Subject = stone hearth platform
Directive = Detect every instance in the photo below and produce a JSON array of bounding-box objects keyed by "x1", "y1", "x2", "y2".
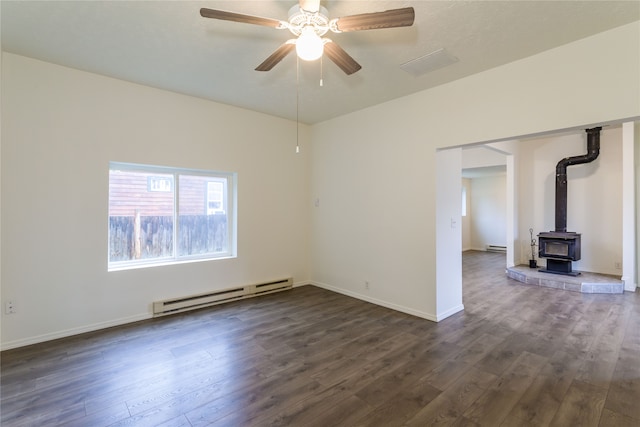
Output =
[{"x1": 506, "y1": 265, "x2": 624, "y2": 294}]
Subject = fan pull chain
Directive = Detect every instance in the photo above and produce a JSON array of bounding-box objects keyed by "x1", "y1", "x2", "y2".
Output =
[
  {"x1": 296, "y1": 56, "x2": 300, "y2": 154},
  {"x1": 320, "y1": 55, "x2": 324, "y2": 87}
]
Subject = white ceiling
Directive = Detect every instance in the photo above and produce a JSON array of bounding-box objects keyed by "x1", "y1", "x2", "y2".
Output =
[{"x1": 2, "y1": 1, "x2": 638, "y2": 124}]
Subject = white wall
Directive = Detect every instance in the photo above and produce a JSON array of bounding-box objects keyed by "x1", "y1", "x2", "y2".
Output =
[
  {"x1": 0, "y1": 5, "x2": 3, "y2": 348},
  {"x1": 622, "y1": 121, "x2": 637, "y2": 290},
  {"x1": 1, "y1": 53, "x2": 311, "y2": 349},
  {"x1": 435, "y1": 148, "x2": 463, "y2": 319},
  {"x1": 309, "y1": 108, "x2": 436, "y2": 318},
  {"x1": 636, "y1": 122, "x2": 640, "y2": 288},
  {"x1": 469, "y1": 175, "x2": 507, "y2": 251},
  {"x1": 310, "y1": 21, "x2": 640, "y2": 321},
  {"x1": 461, "y1": 146, "x2": 509, "y2": 254}
]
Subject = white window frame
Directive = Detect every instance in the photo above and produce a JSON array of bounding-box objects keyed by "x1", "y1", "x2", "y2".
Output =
[{"x1": 108, "y1": 162, "x2": 237, "y2": 271}]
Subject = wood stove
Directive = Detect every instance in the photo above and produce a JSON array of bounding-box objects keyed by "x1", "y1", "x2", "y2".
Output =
[
  {"x1": 538, "y1": 231, "x2": 581, "y2": 276},
  {"x1": 538, "y1": 127, "x2": 601, "y2": 277}
]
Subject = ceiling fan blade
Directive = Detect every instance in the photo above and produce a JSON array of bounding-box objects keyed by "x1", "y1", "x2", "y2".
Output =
[
  {"x1": 200, "y1": 8, "x2": 284, "y2": 28},
  {"x1": 255, "y1": 41, "x2": 296, "y2": 71},
  {"x1": 299, "y1": 0, "x2": 321, "y2": 13},
  {"x1": 323, "y1": 41, "x2": 362, "y2": 75},
  {"x1": 333, "y1": 7, "x2": 415, "y2": 32}
]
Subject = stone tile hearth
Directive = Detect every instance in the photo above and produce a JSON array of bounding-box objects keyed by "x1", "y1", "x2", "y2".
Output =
[{"x1": 506, "y1": 265, "x2": 624, "y2": 294}]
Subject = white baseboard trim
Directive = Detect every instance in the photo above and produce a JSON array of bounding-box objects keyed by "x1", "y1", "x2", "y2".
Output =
[
  {"x1": 310, "y1": 280, "x2": 440, "y2": 322},
  {"x1": 1, "y1": 282, "x2": 312, "y2": 351},
  {"x1": 435, "y1": 304, "x2": 465, "y2": 321},
  {"x1": 293, "y1": 280, "x2": 312, "y2": 288},
  {"x1": 0, "y1": 313, "x2": 152, "y2": 351},
  {"x1": 1, "y1": 281, "x2": 464, "y2": 350}
]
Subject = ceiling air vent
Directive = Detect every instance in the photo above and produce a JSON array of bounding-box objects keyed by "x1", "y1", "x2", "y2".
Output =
[{"x1": 400, "y1": 48, "x2": 458, "y2": 77}]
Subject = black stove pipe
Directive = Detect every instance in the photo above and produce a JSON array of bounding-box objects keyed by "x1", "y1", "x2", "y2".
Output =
[{"x1": 555, "y1": 127, "x2": 601, "y2": 232}]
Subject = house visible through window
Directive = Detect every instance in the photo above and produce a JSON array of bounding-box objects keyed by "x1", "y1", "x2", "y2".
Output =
[
  {"x1": 206, "y1": 180, "x2": 225, "y2": 215},
  {"x1": 108, "y1": 162, "x2": 236, "y2": 270}
]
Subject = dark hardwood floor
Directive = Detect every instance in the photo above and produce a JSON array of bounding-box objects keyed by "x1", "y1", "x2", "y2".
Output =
[{"x1": 2, "y1": 251, "x2": 639, "y2": 426}]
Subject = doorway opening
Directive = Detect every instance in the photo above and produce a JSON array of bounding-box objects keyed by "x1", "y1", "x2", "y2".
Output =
[{"x1": 436, "y1": 121, "x2": 637, "y2": 321}]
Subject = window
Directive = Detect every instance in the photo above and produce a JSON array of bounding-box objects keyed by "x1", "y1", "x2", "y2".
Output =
[
  {"x1": 461, "y1": 185, "x2": 467, "y2": 216},
  {"x1": 108, "y1": 162, "x2": 236, "y2": 270}
]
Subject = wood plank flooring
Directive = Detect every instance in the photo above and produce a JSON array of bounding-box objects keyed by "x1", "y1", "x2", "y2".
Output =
[{"x1": 2, "y1": 250, "x2": 639, "y2": 426}]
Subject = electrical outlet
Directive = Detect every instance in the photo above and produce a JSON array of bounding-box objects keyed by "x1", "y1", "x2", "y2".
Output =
[
  {"x1": 615, "y1": 262, "x2": 622, "y2": 270},
  {"x1": 364, "y1": 281, "x2": 370, "y2": 290},
  {"x1": 5, "y1": 300, "x2": 16, "y2": 314}
]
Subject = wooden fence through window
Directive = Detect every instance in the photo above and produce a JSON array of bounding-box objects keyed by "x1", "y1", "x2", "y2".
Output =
[{"x1": 109, "y1": 214, "x2": 227, "y2": 262}]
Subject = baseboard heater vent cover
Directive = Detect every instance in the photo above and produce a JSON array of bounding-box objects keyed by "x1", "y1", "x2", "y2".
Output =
[
  {"x1": 486, "y1": 245, "x2": 507, "y2": 253},
  {"x1": 153, "y1": 278, "x2": 292, "y2": 316}
]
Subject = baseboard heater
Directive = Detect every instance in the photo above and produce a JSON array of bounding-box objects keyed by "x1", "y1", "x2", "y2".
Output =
[
  {"x1": 153, "y1": 278, "x2": 293, "y2": 316},
  {"x1": 486, "y1": 244, "x2": 507, "y2": 253}
]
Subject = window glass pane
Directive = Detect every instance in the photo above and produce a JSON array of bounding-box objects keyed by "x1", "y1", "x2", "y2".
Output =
[
  {"x1": 108, "y1": 162, "x2": 235, "y2": 271},
  {"x1": 108, "y1": 169, "x2": 175, "y2": 263},
  {"x1": 177, "y1": 175, "x2": 229, "y2": 257},
  {"x1": 461, "y1": 186, "x2": 467, "y2": 216}
]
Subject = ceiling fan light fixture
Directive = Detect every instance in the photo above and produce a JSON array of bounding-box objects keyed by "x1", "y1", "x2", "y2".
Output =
[
  {"x1": 296, "y1": 26, "x2": 324, "y2": 61},
  {"x1": 200, "y1": 4, "x2": 415, "y2": 73}
]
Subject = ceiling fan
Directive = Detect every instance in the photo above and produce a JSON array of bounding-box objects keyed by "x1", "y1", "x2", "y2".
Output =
[{"x1": 200, "y1": 0, "x2": 415, "y2": 75}]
